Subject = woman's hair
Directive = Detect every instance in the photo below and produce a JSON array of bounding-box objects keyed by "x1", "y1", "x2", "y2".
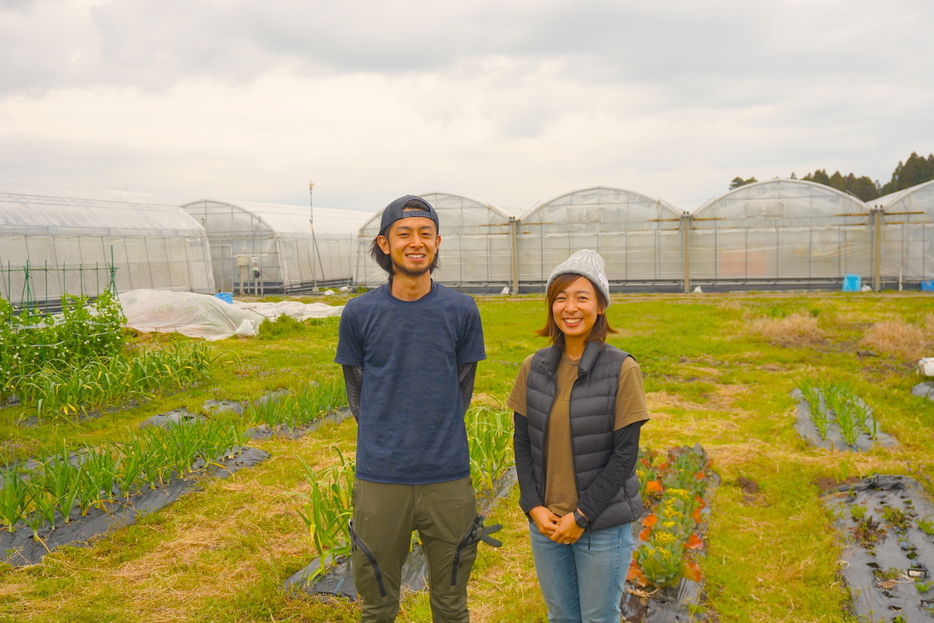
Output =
[{"x1": 536, "y1": 273, "x2": 616, "y2": 347}]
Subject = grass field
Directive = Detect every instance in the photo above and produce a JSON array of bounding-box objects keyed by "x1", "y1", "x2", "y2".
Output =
[{"x1": 1, "y1": 291, "x2": 933, "y2": 622}]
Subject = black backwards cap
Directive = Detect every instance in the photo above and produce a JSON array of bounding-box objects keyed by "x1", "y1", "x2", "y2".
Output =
[{"x1": 378, "y1": 195, "x2": 440, "y2": 237}]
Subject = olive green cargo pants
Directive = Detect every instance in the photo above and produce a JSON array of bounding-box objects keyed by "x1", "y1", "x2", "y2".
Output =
[{"x1": 351, "y1": 477, "x2": 478, "y2": 623}]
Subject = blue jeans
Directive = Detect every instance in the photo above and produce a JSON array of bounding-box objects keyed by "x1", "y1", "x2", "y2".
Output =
[{"x1": 529, "y1": 522, "x2": 635, "y2": 623}]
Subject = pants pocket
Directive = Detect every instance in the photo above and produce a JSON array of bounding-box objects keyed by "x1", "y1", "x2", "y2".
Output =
[{"x1": 349, "y1": 520, "x2": 388, "y2": 598}]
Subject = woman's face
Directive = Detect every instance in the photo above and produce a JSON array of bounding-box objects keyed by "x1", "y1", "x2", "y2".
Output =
[{"x1": 551, "y1": 276, "x2": 604, "y2": 340}]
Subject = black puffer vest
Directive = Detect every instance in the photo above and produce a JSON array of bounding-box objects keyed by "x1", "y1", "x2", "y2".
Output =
[{"x1": 525, "y1": 341, "x2": 643, "y2": 532}]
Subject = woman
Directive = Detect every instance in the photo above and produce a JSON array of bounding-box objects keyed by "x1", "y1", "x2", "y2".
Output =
[{"x1": 508, "y1": 249, "x2": 649, "y2": 623}]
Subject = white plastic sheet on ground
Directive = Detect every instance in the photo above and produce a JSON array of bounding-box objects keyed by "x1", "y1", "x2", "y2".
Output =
[
  {"x1": 119, "y1": 290, "x2": 343, "y2": 341},
  {"x1": 233, "y1": 300, "x2": 344, "y2": 322}
]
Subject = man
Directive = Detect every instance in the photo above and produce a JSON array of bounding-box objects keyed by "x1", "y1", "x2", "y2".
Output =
[{"x1": 335, "y1": 195, "x2": 487, "y2": 623}]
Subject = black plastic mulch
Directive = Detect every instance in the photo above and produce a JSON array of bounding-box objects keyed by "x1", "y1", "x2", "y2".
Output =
[
  {"x1": 139, "y1": 408, "x2": 205, "y2": 428},
  {"x1": 823, "y1": 475, "x2": 934, "y2": 622},
  {"x1": 791, "y1": 389, "x2": 898, "y2": 452},
  {"x1": 0, "y1": 447, "x2": 270, "y2": 567},
  {"x1": 283, "y1": 466, "x2": 518, "y2": 601},
  {"x1": 621, "y1": 446, "x2": 720, "y2": 623},
  {"x1": 246, "y1": 409, "x2": 353, "y2": 441},
  {"x1": 912, "y1": 383, "x2": 934, "y2": 403},
  {"x1": 622, "y1": 576, "x2": 707, "y2": 623}
]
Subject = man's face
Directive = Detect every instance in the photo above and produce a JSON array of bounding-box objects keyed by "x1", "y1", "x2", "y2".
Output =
[{"x1": 377, "y1": 215, "x2": 441, "y2": 277}]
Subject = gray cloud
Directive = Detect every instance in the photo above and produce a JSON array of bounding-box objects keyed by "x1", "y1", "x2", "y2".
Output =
[
  {"x1": 1, "y1": 0, "x2": 933, "y2": 211},
  {"x1": 3, "y1": 0, "x2": 932, "y2": 98}
]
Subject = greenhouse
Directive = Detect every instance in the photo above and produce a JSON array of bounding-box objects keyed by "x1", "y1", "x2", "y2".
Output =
[
  {"x1": 181, "y1": 199, "x2": 370, "y2": 294},
  {"x1": 869, "y1": 179, "x2": 934, "y2": 287},
  {"x1": 354, "y1": 192, "x2": 519, "y2": 291},
  {"x1": 687, "y1": 180, "x2": 873, "y2": 290},
  {"x1": 0, "y1": 181, "x2": 214, "y2": 307},
  {"x1": 517, "y1": 187, "x2": 686, "y2": 291}
]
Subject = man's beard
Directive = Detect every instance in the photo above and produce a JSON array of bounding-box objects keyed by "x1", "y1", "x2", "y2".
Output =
[{"x1": 391, "y1": 257, "x2": 433, "y2": 278}]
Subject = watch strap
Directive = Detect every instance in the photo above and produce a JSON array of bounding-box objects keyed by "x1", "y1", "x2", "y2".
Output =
[{"x1": 573, "y1": 509, "x2": 590, "y2": 529}]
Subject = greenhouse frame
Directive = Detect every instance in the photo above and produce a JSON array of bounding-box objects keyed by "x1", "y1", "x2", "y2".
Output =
[
  {"x1": 869, "y1": 179, "x2": 934, "y2": 288},
  {"x1": 0, "y1": 181, "x2": 214, "y2": 307},
  {"x1": 181, "y1": 199, "x2": 370, "y2": 294},
  {"x1": 516, "y1": 187, "x2": 686, "y2": 292},
  {"x1": 354, "y1": 192, "x2": 520, "y2": 291},
  {"x1": 685, "y1": 180, "x2": 876, "y2": 290}
]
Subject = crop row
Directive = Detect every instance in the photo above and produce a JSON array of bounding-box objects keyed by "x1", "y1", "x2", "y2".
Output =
[
  {"x1": 293, "y1": 406, "x2": 515, "y2": 576},
  {"x1": 796, "y1": 377, "x2": 879, "y2": 445},
  {"x1": 630, "y1": 445, "x2": 713, "y2": 590},
  {"x1": 0, "y1": 418, "x2": 245, "y2": 538},
  {"x1": 244, "y1": 376, "x2": 346, "y2": 430},
  {"x1": 9, "y1": 342, "x2": 221, "y2": 420}
]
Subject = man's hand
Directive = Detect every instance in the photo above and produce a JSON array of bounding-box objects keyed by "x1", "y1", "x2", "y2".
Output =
[
  {"x1": 550, "y1": 512, "x2": 584, "y2": 545},
  {"x1": 529, "y1": 506, "x2": 560, "y2": 536}
]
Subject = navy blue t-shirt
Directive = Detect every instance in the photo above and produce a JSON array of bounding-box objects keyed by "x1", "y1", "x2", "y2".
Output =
[{"x1": 334, "y1": 283, "x2": 486, "y2": 485}]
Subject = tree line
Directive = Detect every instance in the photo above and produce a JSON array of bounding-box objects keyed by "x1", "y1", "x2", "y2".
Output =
[{"x1": 729, "y1": 152, "x2": 934, "y2": 202}]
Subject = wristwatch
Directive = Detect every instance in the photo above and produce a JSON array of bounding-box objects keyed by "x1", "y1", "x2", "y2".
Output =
[{"x1": 573, "y1": 509, "x2": 591, "y2": 529}]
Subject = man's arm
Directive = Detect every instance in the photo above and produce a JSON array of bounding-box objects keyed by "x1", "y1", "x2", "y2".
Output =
[
  {"x1": 342, "y1": 364, "x2": 363, "y2": 421},
  {"x1": 457, "y1": 361, "x2": 477, "y2": 412}
]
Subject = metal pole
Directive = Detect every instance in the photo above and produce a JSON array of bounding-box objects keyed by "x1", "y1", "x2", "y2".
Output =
[
  {"x1": 23, "y1": 259, "x2": 32, "y2": 310},
  {"x1": 509, "y1": 217, "x2": 519, "y2": 294},
  {"x1": 872, "y1": 207, "x2": 883, "y2": 291},
  {"x1": 110, "y1": 246, "x2": 118, "y2": 292},
  {"x1": 309, "y1": 181, "x2": 319, "y2": 292},
  {"x1": 681, "y1": 212, "x2": 692, "y2": 293}
]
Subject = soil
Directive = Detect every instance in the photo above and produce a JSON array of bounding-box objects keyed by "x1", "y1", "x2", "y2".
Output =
[
  {"x1": 737, "y1": 476, "x2": 763, "y2": 505},
  {"x1": 813, "y1": 476, "x2": 863, "y2": 493}
]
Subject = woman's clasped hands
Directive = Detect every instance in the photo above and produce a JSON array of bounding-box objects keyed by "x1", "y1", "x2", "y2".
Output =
[{"x1": 529, "y1": 506, "x2": 584, "y2": 545}]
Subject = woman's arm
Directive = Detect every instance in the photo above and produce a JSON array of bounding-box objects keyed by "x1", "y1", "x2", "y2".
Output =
[
  {"x1": 514, "y1": 411, "x2": 561, "y2": 536},
  {"x1": 575, "y1": 420, "x2": 644, "y2": 522},
  {"x1": 513, "y1": 411, "x2": 545, "y2": 513}
]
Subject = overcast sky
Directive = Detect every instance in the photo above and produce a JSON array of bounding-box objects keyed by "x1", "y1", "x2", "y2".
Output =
[{"x1": 1, "y1": 0, "x2": 932, "y2": 212}]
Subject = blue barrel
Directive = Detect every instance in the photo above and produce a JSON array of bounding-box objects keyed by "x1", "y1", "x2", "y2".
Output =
[{"x1": 842, "y1": 275, "x2": 861, "y2": 292}]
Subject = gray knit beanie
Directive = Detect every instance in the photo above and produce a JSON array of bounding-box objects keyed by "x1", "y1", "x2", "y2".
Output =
[{"x1": 546, "y1": 249, "x2": 611, "y2": 307}]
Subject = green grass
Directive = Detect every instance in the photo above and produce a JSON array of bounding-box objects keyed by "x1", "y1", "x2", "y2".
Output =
[{"x1": 1, "y1": 291, "x2": 933, "y2": 622}]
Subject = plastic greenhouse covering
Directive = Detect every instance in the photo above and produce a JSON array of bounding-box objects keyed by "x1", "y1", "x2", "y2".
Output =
[
  {"x1": 870, "y1": 179, "x2": 934, "y2": 283},
  {"x1": 687, "y1": 180, "x2": 875, "y2": 288},
  {"x1": 517, "y1": 187, "x2": 685, "y2": 290},
  {"x1": 180, "y1": 200, "x2": 370, "y2": 294},
  {"x1": 0, "y1": 181, "x2": 214, "y2": 306},
  {"x1": 354, "y1": 192, "x2": 519, "y2": 290}
]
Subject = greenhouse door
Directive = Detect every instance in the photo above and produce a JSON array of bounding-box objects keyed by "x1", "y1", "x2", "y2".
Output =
[{"x1": 213, "y1": 243, "x2": 233, "y2": 292}]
